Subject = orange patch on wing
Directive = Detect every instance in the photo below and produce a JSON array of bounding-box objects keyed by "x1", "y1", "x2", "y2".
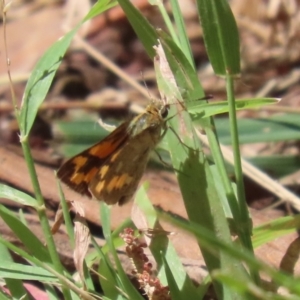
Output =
[
  {"x1": 84, "y1": 167, "x2": 98, "y2": 182},
  {"x1": 72, "y1": 156, "x2": 88, "y2": 170},
  {"x1": 88, "y1": 140, "x2": 120, "y2": 158},
  {"x1": 70, "y1": 172, "x2": 85, "y2": 184},
  {"x1": 99, "y1": 165, "x2": 109, "y2": 178},
  {"x1": 106, "y1": 176, "x2": 119, "y2": 193},
  {"x1": 110, "y1": 150, "x2": 122, "y2": 162},
  {"x1": 95, "y1": 180, "x2": 105, "y2": 194},
  {"x1": 116, "y1": 174, "x2": 133, "y2": 189}
]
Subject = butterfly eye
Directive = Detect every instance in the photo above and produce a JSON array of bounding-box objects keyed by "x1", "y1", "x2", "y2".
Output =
[{"x1": 160, "y1": 105, "x2": 169, "y2": 118}]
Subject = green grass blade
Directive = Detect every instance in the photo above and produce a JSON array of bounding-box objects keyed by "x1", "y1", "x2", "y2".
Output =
[
  {"x1": 154, "y1": 43, "x2": 250, "y2": 300},
  {"x1": 249, "y1": 155, "x2": 300, "y2": 177},
  {"x1": 0, "y1": 263, "x2": 57, "y2": 281},
  {"x1": 91, "y1": 235, "x2": 123, "y2": 299},
  {"x1": 196, "y1": 0, "x2": 240, "y2": 75},
  {"x1": 118, "y1": 0, "x2": 158, "y2": 58},
  {"x1": 134, "y1": 186, "x2": 201, "y2": 297},
  {"x1": 212, "y1": 270, "x2": 291, "y2": 300},
  {"x1": 100, "y1": 202, "x2": 144, "y2": 300},
  {"x1": 0, "y1": 204, "x2": 51, "y2": 262},
  {"x1": 19, "y1": 27, "x2": 78, "y2": 136},
  {"x1": 252, "y1": 215, "x2": 300, "y2": 248},
  {"x1": 194, "y1": 2, "x2": 257, "y2": 279},
  {"x1": 169, "y1": 0, "x2": 194, "y2": 67},
  {"x1": 216, "y1": 113, "x2": 300, "y2": 144},
  {"x1": 0, "y1": 243, "x2": 29, "y2": 300},
  {"x1": 0, "y1": 184, "x2": 37, "y2": 208},
  {"x1": 157, "y1": 31, "x2": 204, "y2": 100},
  {"x1": 162, "y1": 256, "x2": 184, "y2": 300},
  {"x1": 159, "y1": 210, "x2": 300, "y2": 296},
  {"x1": 98, "y1": 254, "x2": 123, "y2": 300},
  {"x1": 188, "y1": 98, "x2": 279, "y2": 119}
]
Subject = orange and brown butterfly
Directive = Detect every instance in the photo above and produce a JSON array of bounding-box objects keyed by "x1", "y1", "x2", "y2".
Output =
[{"x1": 57, "y1": 101, "x2": 169, "y2": 205}]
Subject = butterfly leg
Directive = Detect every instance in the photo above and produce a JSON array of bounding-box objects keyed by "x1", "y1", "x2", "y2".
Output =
[
  {"x1": 166, "y1": 126, "x2": 198, "y2": 153},
  {"x1": 154, "y1": 150, "x2": 187, "y2": 176}
]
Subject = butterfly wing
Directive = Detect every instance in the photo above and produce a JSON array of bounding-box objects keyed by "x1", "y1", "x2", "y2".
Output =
[
  {"x1": 88, "y1": 121, "x2": 163, "y2": 205},
  {"x1": 57, "y1": 121, "x2": 131, "y2": 197}
]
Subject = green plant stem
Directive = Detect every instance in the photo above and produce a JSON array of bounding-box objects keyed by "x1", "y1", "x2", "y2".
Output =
[
  {"x1": 57, "y1": 177, "x2": 75, "y2": 248},
  {"x1": 226, "y1": 75, "x2": 260, "y2": 284},
  {"x1": 205, "y1": 125, "x2": 239, "y2": 212},
  {"x1": 20, "y1": 136, "x2": 71, "y2": 300}
]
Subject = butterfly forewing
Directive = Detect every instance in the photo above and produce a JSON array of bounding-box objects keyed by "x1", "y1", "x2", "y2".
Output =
[{"x1": 57, "y1": 121, "x2": 131, "y2": 197}]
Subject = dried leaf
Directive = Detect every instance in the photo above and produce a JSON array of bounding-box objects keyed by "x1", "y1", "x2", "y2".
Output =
[{"x1": 73, "y1": 201, "x2": 91, "y2": 286}]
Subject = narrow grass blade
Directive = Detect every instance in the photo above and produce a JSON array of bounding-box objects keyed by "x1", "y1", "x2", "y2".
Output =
[
  {"x1": 100, "y1": 202, "x2": 144, "y2": 300},
  {"x1": 216, "y1": 113, "x2": 300, "y2": 144},
  {"x1": 0, "y1": 184, "x2": 37, "y2": 208},
  {"x1": 134, "y1": 186, "x2": 201, "y2": 298},
  {"x1": 162, "y1": 256, "x2": 184, "y2": 300},
  {"x1": 159, "y1": 210, "x2": 300, "y2": 296},
  {"x1": 252, "y1": 215, "x2": 300, "y2": 248},
  {"x1": 196, "y1": 0, "x2": 240, "y2": 75},
  {"x1": 0, "y1": 204, "x2": 51, "y2": 262},
  {"x1": 0, "y1": 263, "x2": 57, "y2": 281},
  {"x1": 188, "y1": 98, "x2": 279, "y2": 119},
  {"x1": 118, "y1": 0, "x2": 158, "y2": 58},
  {"x1": 0, "y1": 243, "x2": 29, "y2": 299},
  {"x1": 98, "y1": 255, "x2": 123, "y2": 300},
  {"x1": 169, "y1": 0, "x2": 194, "y2": 67}
]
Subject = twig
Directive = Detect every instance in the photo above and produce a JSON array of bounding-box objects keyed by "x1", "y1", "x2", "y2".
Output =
[{"x1": 73, "y1": 35, "x2": 150, "y2": 99}]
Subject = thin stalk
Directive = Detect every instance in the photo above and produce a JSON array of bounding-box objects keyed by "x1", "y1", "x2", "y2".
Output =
[
  {"x1": 226, "y1": 75, "x2": 260, "y2": 284},
  {"x1": 56, "y1": 177, "x2": 75, "y2": 247},
  {"x1": 20, "y1": 136, "x2": 72, "y2": 300},
  {"x1": 3, "y1": 4, "x2": 69, "y2": 293},
  {"x1": 205, "y1": 125, "x2": 239, "y2": 213}
]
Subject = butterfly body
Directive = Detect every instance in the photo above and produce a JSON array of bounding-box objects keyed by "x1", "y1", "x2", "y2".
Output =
[{"x1": 57, "y1": 103, "x2": 168, "y2": 205}]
